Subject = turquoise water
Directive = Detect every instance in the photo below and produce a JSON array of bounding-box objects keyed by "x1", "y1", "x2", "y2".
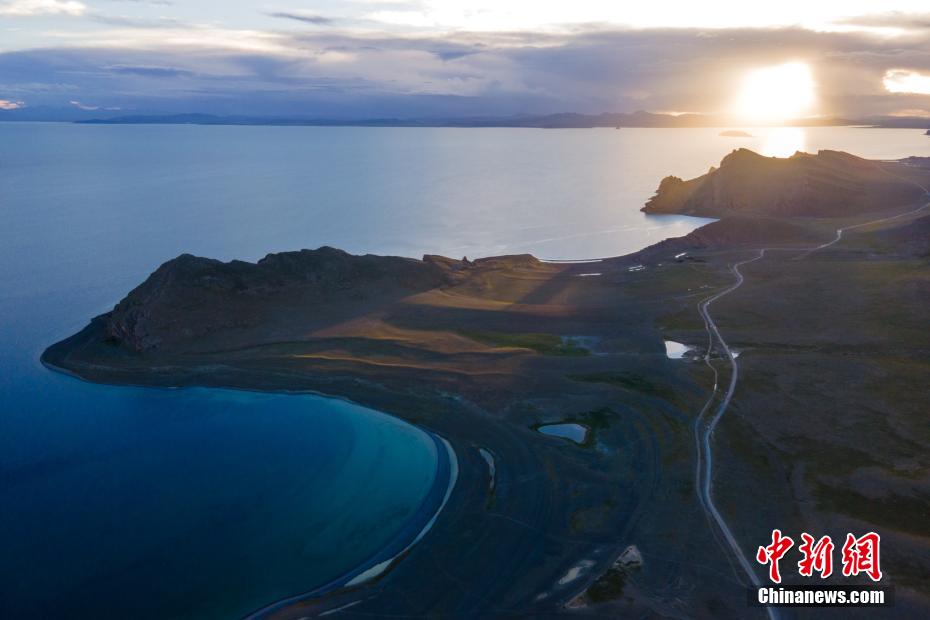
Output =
[
  {"x1": 1, "y1": 124, "x2": 927, "y2": 618},
  {"x1": 0, "y1": 380, "x2": 442, "y2": 619}
]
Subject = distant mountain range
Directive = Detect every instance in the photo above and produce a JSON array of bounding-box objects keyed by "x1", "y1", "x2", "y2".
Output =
[
  {"x1": 65, "y1": 111, "x2": 864, "y2": 128},
  {"x1": 3, "y1": 107, "x2": 928, "y2": 129}
]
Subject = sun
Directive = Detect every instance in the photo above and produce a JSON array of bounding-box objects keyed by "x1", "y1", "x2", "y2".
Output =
[{"x1": 735, "y1": 62, "x2": 816, "y2": 123}]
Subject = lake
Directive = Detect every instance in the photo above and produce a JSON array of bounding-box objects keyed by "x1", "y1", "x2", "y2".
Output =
[{"x1": 1, "y1": 123, "x2": 927, "y2": 618}]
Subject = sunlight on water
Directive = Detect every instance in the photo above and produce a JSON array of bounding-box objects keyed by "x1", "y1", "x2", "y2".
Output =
[{"x1": 757, "y1": 127, "x2": 807, "y2": 157}]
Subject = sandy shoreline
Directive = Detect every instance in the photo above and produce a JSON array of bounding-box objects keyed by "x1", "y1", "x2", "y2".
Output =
[
  {"x1": 40, "y1": 354, "x2": 464, "y2": 618},
  {"x1": 245, "y1": 432, "x2": 459, "y2": 618}
]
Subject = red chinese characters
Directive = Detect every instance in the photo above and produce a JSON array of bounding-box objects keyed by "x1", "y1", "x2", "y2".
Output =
[
  {"x1": 841, "y1": 532, "x2": 882, "y2": 582},
  {"x1": 757, "y1": 530, "x2": 882, "y2": 582},
  {"x1": 756, "y1": 529, "x2": 795, "y2": 583},
  {"x1": 798, "y1": 533, "x2": 834, "y2": 578}
]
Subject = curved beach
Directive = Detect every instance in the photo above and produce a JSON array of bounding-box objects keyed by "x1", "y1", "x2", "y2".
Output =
[{"x1": 246, "y1": 431, "x2": 459, "y2": 618}]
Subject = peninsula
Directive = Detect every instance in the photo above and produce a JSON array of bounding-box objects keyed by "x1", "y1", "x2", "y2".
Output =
[{"x1": 44, "y1": 150, "x2": 930, "y2": 618}]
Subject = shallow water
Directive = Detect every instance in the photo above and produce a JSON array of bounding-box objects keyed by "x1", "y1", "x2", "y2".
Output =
[{"x1": 1, "y1": 124, "x2": 927, "y2": 618}]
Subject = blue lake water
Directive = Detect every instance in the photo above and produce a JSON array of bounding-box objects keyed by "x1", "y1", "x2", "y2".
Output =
[{"x1": 1, "y1": 123, "x2": 927, "y2": 618}]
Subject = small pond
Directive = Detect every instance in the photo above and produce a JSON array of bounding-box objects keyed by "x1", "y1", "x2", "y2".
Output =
[
  {"x1": 664, "y1": 340, "x2": 693, "y2": 359},
  {"x1": 537, "y1": 423, "x2": 589, "y2": 444}
]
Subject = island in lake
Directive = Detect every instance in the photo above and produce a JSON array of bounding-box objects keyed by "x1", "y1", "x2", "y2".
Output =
[
  {"x1": 719, "y1": 129, "x2": 753, "y2": 137},
  {"x1": 45, "y1": 149, "x2": 930, "y2": 618}
]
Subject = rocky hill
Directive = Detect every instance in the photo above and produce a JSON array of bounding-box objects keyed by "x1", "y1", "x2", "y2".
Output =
[
  {"x1": 103, "y1": 247, "x2": 469, "y2": 352},
  {"x1": 643, "y1": 149, "x2": 923, "y2": 218}
]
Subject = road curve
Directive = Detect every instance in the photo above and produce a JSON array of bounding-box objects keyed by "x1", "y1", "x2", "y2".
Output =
[
  {"x1": 694, "y1": 250, "x2": 774, "y2": 617},
  {"x1": 693, "y1": 183, "x2": 930, "y2": 620}
]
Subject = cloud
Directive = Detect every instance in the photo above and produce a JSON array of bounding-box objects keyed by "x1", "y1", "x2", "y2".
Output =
[
  {"x1": 0, "y1": 80, "x2": 79, "y2": 94},
  {"x1": 835, "y1": 11, "x2": 930, "y2": 31},
  {"x1": 266, "y1": 12, "x2": 334, "y2": 26},
  {"x1": 883, "y1": 69, "x2": 930, "y2": 94},
  {"x1": 341, "y1": 2, "x2": 930, "y2": 34},
  {"x1": 70, "y1": 99, "x2": 122, "y2": 110},
  {"x1": 88, "y1": 13, "x2": 183, "y2": 28},
  {"x1": 0, "y1": 98, "x2": 24, "y2": 109},
  {"x1": 105, "y1": 0, "x2": 172, "y2": 5},
  {"x1": 69, "y1": 99, "x2": 98, "y2": 110},
  {"x1": 888, "y1": 107, "x2": 930, "y2": 117},
  {"x1": 106, "y1": 64, "x2": 194, "y2": 77},
  {"x1": 0, "y1": 0, "x2": 86, "y2": 16},
  {"x1": 1, "y1": 25, "x2": 928, "y2": 119}
]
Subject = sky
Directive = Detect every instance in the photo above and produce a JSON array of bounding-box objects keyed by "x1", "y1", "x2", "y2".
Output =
[{"x1": 1, "y1": 0, "x2": 930, "y2": 119}]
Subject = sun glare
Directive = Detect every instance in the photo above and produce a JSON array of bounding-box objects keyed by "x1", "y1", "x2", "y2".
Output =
[
  {"x1": 735, "y1": 62, "x2": 815, "y2": 123},
  {"x1": 758, "y1": 127, "x2": 807, "y2": 158}
]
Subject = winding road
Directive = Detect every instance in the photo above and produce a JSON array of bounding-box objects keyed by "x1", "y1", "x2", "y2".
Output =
[{"x1": 692, "y1": 176, "x2": 930, "y2": 620}]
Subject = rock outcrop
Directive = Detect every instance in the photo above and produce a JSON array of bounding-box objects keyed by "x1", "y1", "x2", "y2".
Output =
[
  {"x1": 643, "y1": 148, "x2": 923, "y2": 218},
  {"x1": 101, "y1": 247, "x2": 544, "y2": 353},
  {"x1": 105, "y1": 247, "x2": 462, "y2": 352},
  {"x1": 625, "y1": 216, "x2": 823, "y2": 263}
]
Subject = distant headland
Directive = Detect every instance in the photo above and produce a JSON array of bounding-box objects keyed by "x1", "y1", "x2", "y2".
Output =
[{"x1": 68, "y1": 112, "x2": 930, "y2": 129}]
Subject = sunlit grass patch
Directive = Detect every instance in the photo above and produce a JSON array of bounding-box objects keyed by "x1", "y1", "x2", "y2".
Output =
[{"x1": 458, "y1": 330, "x2": 590, "y2": 356}]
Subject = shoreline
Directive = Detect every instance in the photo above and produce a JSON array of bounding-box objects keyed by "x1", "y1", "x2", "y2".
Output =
[
  {"x1": 40, "y1": 356, "x2": 463, "y2": 619},
  {"x1": 40, "y1": 319, "x2": 648, "y2": 618},
  {"x1": 245, "y1": 434, "x2": 460, "y2": 619}
]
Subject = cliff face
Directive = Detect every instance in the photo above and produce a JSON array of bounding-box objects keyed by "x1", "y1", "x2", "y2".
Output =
[
  {"x1": 105, "y1": 247, "x2": 463, "y2": 352},
  {"x1": 643, "y1": 149, "x2": 923, "y2": 218}
]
